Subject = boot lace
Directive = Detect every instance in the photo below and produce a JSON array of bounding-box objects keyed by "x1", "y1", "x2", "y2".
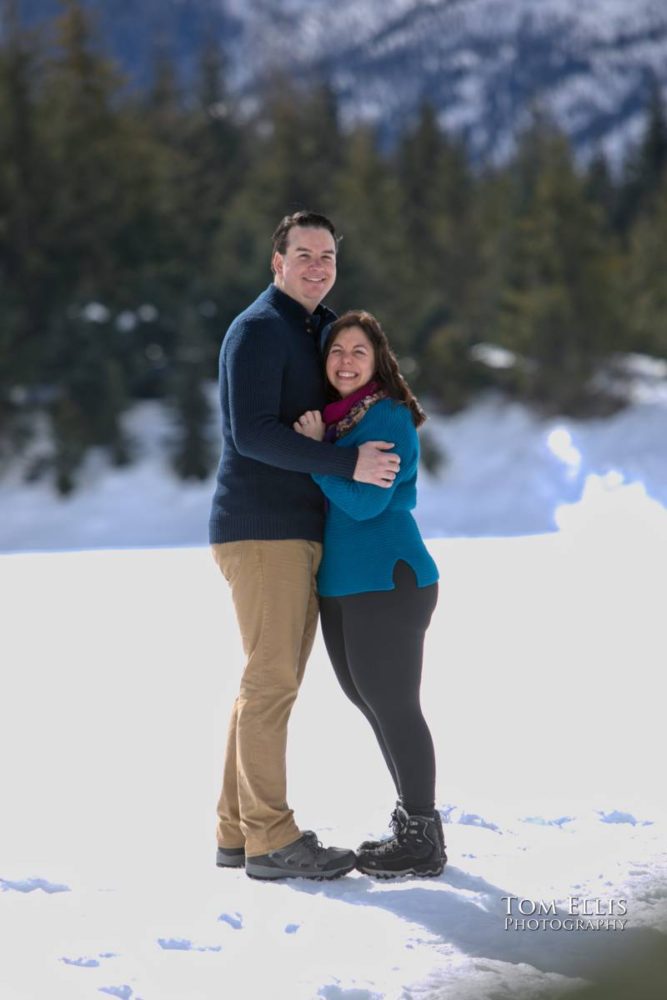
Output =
[
  {"x1": 373, "y1": 816, "x2": 427, "y2": 856},
  {"x1": 301, "y1": 830, "x2": 327, "y2": 856}
]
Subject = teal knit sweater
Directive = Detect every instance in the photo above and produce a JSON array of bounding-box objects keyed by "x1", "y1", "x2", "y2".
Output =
[{"x1": 313, "y1": 398, "x2": 439, "y2": 597}]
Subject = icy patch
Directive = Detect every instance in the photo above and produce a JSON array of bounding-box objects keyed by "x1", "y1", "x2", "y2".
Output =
[
  {"x1": 62, "y1": 956, "x2": 101, "y2": 967},
  {"x1": 218, "y1": 911, "x2": 243, "y2": 929},
  {"x1": 284, "y1": 923, "x2": 300, "y2": 934}
]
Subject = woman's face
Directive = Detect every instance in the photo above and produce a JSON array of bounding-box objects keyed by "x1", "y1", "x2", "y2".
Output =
[{"x1": 326, "y1": 326, "x2": 376, "y2": 398}]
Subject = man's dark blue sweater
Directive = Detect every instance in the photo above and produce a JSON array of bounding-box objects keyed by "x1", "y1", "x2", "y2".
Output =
[{"x1": 209, "y1": 284, "x2": 358, "y2": 543}]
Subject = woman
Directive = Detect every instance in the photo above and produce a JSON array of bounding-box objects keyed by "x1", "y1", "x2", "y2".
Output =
[{"x1": 293, "y1": 310, "x2": 446, "y2": 878}]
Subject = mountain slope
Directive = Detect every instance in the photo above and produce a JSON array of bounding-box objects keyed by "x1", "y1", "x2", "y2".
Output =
[
  {"x1": 235, "y1": 0, "x2": 667, "y2": 163},
  {"x1": 11, "y1": 0, "x2": 667, "y2": 163}
]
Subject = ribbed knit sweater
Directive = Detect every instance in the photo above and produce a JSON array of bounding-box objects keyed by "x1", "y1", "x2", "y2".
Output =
[
  {"x1": 313, "y1": 398, "x2": 440, "y2": 596},
  {"x1": 209, "y1": 284, "x2": 358, "y2": 543}
]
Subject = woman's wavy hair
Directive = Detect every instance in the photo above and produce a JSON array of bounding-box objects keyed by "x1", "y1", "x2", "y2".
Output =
[{"x1": 323, "y1": 310, "x2": 426, "y2": 428}]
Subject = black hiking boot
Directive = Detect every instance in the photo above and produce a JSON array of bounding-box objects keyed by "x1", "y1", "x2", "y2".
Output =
[
  {"x1": 356, "y1": 806, "x2": 447, "y2": 879},
  {"x1": 359, "y1": 804, "x2": 447, "y2": 857},
  {"x1": 358, "y1": 801, "x2": 403, "y2": 852}
]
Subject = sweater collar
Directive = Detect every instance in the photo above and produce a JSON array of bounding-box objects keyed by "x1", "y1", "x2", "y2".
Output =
[{"x1": 263, "y1": 284, "x2": 336, "y2": 339}]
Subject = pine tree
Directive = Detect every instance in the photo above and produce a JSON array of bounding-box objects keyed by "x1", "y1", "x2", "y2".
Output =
[
  {"x1": 177, "y1": 39, "x2": 246, "y2": 353},
  {"x1": 168, "y1": 308, "x2": 215, "y2": 481},
  {"x1": 36, "y1": 0, "x2": 146, "y2": 487},
  {"x1": 393, "y1": 102, "x2": 481, "y2": 405},
  {"x1": 488, "y1": 120, "x2": 623, "y2": 413},
  {"x1": 332, "y1": 125, "x2": 407, "y2": 349},
  {"x1": 626, "y1": 174, "x2": 667, "y2": 359},
  {"x1": 41, "y1": 1, "x2": 130, "y2": 295},
  {"x1": 0, "y1": 3, "x2": 53, "y2": 402},
  {"x1": 585, "y1": 150, "x2": 617, "y2": 230},
  {"x1": 617, "y1": 79, "x2": 667, "y2": 231}
]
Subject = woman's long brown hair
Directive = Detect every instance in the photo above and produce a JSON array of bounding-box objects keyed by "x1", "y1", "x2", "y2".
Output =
[{"x1": 323, "y1": 310, "x2": 426, "y2": 428}]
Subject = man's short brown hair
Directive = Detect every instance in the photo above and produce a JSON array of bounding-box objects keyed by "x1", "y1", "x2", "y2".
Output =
[{"x1": 271, "y1": 211, "x2": 340, "y2": 267}]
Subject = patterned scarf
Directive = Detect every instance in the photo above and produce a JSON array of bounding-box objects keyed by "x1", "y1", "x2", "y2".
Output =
[{"x1": 323, "y1": 381, "x2": 387, "y2": 442}]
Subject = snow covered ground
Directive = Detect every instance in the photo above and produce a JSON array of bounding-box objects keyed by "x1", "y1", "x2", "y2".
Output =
[
  {"x1": 1, "y1": 534, "x2": 665, "y2": 1000},
  {"x1": 1, "y1": 385, "x2": 666, "y2": 998}
]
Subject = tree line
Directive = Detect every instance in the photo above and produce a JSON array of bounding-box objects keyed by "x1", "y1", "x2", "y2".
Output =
[{"x1": 1, "y1": 0, "x2": 666, "y2": 492}]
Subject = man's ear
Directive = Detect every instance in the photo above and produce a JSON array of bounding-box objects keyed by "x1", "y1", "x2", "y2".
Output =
[{"x1": 272, "y1": 251, "x2": 283, "y2": 277}]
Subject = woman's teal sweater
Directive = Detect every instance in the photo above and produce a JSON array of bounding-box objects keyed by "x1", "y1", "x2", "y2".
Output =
[{"x1": 312, "y1": 398, "x2": 439, "y2": 597}]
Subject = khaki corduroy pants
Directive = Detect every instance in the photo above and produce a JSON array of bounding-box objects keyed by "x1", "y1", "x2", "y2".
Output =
[{"x1": 211, "y1": 539, "x2": 322, "y2": 857}]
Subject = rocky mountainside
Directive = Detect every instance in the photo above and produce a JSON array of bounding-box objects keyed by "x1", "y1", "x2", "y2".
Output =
[{"x1": 11, "y1": 0, "x2": 667, "y2": 164}]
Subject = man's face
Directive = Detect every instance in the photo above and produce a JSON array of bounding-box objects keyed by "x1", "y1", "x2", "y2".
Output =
[{"x1": 273, "y1": 226, "x2": 337, "y2": 312}]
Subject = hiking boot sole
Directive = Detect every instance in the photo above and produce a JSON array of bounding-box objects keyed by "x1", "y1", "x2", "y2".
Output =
[
  {"x1": 356, "y1": 862, "x2": 445, "y2": 879},
  {"x1": 245, "y1": 859, "x2": 356, "y2": 881}
]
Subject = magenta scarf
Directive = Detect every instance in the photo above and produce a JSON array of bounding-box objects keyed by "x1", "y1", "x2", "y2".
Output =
[{"x1": 323, "y1": 381, "x2": 385, "y2": 441}]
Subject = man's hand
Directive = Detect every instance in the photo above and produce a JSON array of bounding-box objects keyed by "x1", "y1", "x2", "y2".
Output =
[
  {"x1": 293, "y1": 410, "x2": 325, "y2": 441},
  {"x1": 354, "y1": 441, "x2": 400, "y2": 487}
]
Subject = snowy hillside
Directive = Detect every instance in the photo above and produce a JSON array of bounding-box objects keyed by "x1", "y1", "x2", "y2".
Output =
[
  {"x1": 2, "y1": 384, "x2": 667, "y2": 554},
  {"x1": 267, "y1": 0, "x2": 667, "y2": 163},
  {"x1": 15, "y1": 0, "x2": 667, "y2": 164}
]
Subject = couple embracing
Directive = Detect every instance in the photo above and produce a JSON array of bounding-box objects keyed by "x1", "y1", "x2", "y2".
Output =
[{"x1": 209, "y1": 211, "x2": 445, "y2": 881}]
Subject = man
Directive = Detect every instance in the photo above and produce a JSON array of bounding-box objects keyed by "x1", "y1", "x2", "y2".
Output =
[{"x1": 209, "y1": 210, "x2": 400, "y2": 880}]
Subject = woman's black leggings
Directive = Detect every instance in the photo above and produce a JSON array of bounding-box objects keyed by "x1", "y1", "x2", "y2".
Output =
[{"x1": 319, "y1": 560, "x2": 438, "y2": 814}]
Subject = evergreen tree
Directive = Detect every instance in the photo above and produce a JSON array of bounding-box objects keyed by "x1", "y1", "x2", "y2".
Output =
[
  {"x1": 332, "y1": 125, "x2": 407, "y2": 349},
  {"x1": 187, "y1": 39, "x2": 244, "y2": 247},
  {"x1": 393, "y1": 102, "x2": 482, "y2": 406},
  {"x1": 46, "y1": 309, "x2": 132, "y2": 493},
  {"x1": 396, "y1": 103, "x2": 475, "y2": 316},
  {"x1": 488, "y1": 120, "x2": 623, "y2": 413},
  {"x1": 626, "y1": 174, "x2": 667, "y2": 359},
  {"x1": 0, "y1": 3, "x2": 52, "y2": 405},
  {"x1": 36, "y1": 0, "x2": 154, "y2": 486},
  {"x1": 617, "y1": 79, "x2": 667, "y2": 231},
  {"x1": 178, "y1": 39, "x2": 246, "y2": 352},
  {"x1": 585, "y1": 149, "x2": 617, "y2": 230},
  {"x1": 251, "y1": 76, "x2": 343, "y2": 220},
  {"x1": 168, "y1": 308, "x2": 215, "y2": 480},
  {"x1": 41, "y1": 0, "x2": 129, "y2": 295}
]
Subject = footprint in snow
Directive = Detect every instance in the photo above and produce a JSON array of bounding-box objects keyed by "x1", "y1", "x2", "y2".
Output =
[
  {"x1": 99, "y1": 988, "x2": 133, "y2": 1000},
  {"x1": 457, "y1": 813, "x2": 501, "y2": 833},
  {"x1": 598, "y1": 809, "x2": 653, "y2": 826},
  {"x1": 1, "y1": 877, "x2": 70, "y2": 894},
  {"x1": 522, "y1": 816, "x2": 574, "y2": 827},
  {"x1": 157, "y1": 938, "x2": 221, "y2": 953},
  {"x1": 62, "y1": 953, "x2": 118, "y2": 968},
  {"x1": 318, "y1": 987, "x2": 383, "y2": 999}
]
